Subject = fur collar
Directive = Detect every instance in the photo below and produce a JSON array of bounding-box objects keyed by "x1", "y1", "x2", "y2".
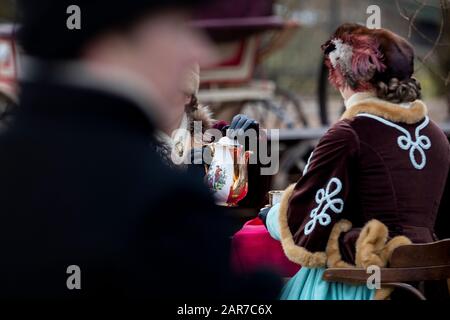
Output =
[
  {"x1": 341, "y1": 96, "x2": 428, "y2": 124},
  {"x1": 188, "y1": 104, "x2": 215, "y2": 134},
  {"x1": 155, "y1": 104, "x2": 215, "y2": 167}
]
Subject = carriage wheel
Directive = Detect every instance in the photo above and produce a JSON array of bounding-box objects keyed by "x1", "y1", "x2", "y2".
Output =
[
  {"x1": 238, "y1": 86, "x2": 308, "y2": 129},
  {"x1": 272, "y1": 141, "x2": 316, "y2": 190},
  {"x1": 318, "y1": 59, "x2": 330, "y2": 126}
]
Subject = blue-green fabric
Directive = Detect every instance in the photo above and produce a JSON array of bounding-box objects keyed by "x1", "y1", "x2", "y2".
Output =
[
  {"x1": 266, "y1": 203, "x2": 281, "y2": 240},
  {"x1": 281, "y1": 267, "x2": 375, "y2": 300},
  {"x1": 266, "y1": 204, "x2": 375, "y2": 300}
]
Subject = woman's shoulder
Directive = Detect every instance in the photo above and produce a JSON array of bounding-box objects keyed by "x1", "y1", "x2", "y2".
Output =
[{"x1": 321, "y1": 119, "x2": 360, "y2": 149}]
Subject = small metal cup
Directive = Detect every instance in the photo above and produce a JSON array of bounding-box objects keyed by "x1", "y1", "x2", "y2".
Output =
[{"x1": 268, "y1": 190, "x2": 284, "y2": 207}]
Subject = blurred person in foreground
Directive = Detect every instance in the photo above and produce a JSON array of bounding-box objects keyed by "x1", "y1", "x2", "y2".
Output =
[
  {"x1": 0, "y1": 26, "x2": 18, "y2": 130},
  {"x1": 0, "y1": 84, "x2": 17, "y2": 130},
  {"x1": 0, "y1": 0, "x2": 280, "y2": 300}
]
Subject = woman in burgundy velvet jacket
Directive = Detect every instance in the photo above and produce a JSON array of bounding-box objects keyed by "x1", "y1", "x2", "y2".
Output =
[{"x1": 265, "y1": 23, "x2": 450, "y2": 300}]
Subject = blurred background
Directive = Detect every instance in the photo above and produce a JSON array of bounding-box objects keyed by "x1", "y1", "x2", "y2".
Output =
[
  {"x1": 0, "y1": 0, "x2": 449, "y2": 211},
  {"x1": 195, "y1": 0, "x2": 450, "y2": 192},
  {"x1": 0, "y1": 0, "x2": 14, "y2": 21},
  {"x1": 262, "y1": 0, "x2": 450, "y2": 125}
]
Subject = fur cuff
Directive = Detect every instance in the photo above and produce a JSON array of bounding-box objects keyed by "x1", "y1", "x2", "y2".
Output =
[
  {"x1": 356, "y1": 219, "x2": 412, "y2": 268},
  {"x1": 326, "y1": 219, "x2": 354, "y2": 268},
  {"x1": 278, "y1": 184, "x2": 327, "y2": 268},
  {"x1": 326, "y1": 219, "x2": 412, "y2": 269},
  {"x1": 326, "y1": 219, "x2": 412, "y2": 300},
  {"x1": 277, "y1": 184, "x2": 412, "y2": 274}
]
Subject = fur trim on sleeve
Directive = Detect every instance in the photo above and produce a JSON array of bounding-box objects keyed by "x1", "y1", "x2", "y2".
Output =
[
  {"x1": 278, "y1": 184, "x2": 328, "y2": 268},
  {"x1": 277, "y1": 184, "x2": 412, "y2": 271},
  {"x1": 326, "y1": 218, "x2": 412, "y2": 269},
  {"x1": 325, "y1": 218, "x2": 412, "y2": 300},
  {"x1": 326, "y1": 219, "x2": 355, "y2": 268},
  {"x1": 355, "y1": 219, "x2": 412, "y2": 268}
]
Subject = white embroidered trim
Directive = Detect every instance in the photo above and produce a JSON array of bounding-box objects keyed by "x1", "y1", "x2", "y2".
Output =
[
  {"x1": 357, "y1": 113, "x2": 431, "y2": 170},
  {"x1": 304, "y1": 177, "x2": 344, "y2": 235},
  {"x1": 303, "y1": 152, "x2": 314, "y2": 176}
]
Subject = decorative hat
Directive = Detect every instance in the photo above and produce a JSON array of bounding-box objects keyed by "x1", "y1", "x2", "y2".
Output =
[
  {"x1": 321, "y1": 23, "x2": 415, "y2": 91},
  {"x1": 18, "y1": 0, "x2": 209, "y2": 60}
]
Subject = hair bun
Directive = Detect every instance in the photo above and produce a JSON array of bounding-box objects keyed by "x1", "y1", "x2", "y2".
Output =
[{"x1": 375, "y1": 77, "x2": 421, "y2": 103}]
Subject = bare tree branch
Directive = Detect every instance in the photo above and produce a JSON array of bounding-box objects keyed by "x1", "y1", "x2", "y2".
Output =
[
  {"x1": 395, "y1": 0, "x2": 449, "y2": 45},
  {"x1": 395, "y1": 0, "x2": 450, "y2": 86},
  {"x1": 421, "y1": 0, "x2": 445, "y2": 64},
  {"x1": 408, "y1": 0, "x2": 428, "y2": 38}
]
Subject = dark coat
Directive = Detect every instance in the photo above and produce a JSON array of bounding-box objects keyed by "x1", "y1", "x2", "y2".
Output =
[{"x1": 0, "y1": 72, "x2": 234, "y2": 300}]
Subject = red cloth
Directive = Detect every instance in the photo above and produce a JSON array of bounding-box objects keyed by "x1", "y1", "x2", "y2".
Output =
[
  {"x1": 231, "y1": 217, "x2": 300, "y2": 277},
  {"x1": 212, "y1": 120, "x2": 229, "y2": 131}
]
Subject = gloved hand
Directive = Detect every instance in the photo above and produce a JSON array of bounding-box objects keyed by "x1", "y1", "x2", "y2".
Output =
[
  {"x1": 227, "y1": 114, "x2": 259, "y2": 138},
  {"x1": 258, "y1": 207, "x2": 271, "y2": 228}
]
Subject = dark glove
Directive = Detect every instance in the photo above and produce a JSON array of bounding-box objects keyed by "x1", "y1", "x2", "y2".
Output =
[
  {"x1": 227, "y1": 114, "x2": 259, "y2": 138},
  {"x1": 258, "y1": 207, "x2": 271, "y2": 228}
]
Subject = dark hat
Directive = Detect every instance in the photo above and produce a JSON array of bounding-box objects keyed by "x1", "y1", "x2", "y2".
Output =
[{"x1": 18, "y1": 0, "x2": 207, "y2": 60}]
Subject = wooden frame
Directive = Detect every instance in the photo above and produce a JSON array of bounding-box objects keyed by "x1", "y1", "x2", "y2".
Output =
[{"x1": 322, "y1": 239, "x2": 450, "y2": 300}]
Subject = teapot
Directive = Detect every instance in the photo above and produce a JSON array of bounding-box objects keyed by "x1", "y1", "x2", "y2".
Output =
[{"x1": 205, "y1": 137, "x2": 252, "y2": 206}]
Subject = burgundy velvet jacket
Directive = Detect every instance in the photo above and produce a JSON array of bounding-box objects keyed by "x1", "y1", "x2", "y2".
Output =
[{"x1": 278, "y1": 95, "x2": 450, "y2": 267}]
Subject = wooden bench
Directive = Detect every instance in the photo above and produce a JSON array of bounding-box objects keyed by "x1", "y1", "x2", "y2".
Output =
[{"x1": 322, "y1": 239, "x2": 450, "y2": 300}]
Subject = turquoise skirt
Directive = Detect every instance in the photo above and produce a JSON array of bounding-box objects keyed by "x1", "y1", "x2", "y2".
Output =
[
  {"x1": 267, "y1": 204, "x2": 375, "y2": 300},
  {"x1": 281, "y1": 267, "x2": 374, "y2": 300}
]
